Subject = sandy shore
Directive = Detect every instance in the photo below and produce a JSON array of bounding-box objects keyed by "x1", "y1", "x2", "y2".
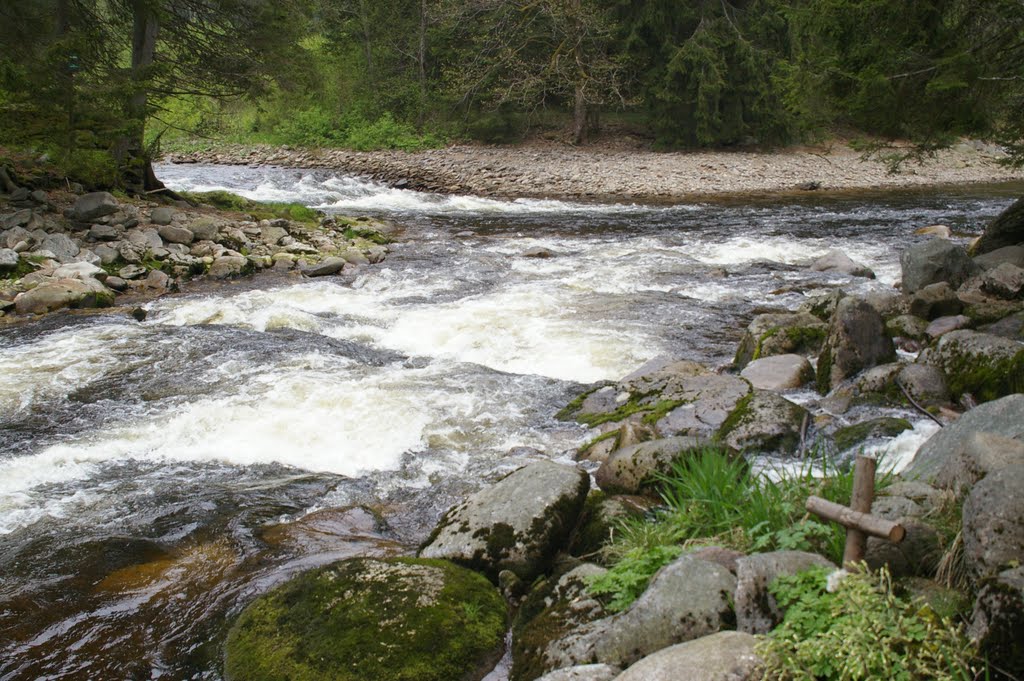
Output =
[{"x1": 164, "y1": 139, "x2": 1024, "y2": 201}]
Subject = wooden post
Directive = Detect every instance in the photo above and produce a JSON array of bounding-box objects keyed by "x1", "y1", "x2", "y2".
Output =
[{"x1": 844, "y1": 455, "x2": 877, "y2": 565}]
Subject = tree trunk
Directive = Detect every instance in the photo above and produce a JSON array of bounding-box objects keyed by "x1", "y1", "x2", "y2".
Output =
[
  {"x1": 572, "y1": 82, "x2": 587, "y2": 145},
  {"x1": 358, "y1": 0, "x2": 374, "y2": 80},
  {"x1": 119, "y1": 0, "x2": 160, "y2": 191},
  {"x1": 417, "y1": 0, "x2": 428, "y2": 129}
]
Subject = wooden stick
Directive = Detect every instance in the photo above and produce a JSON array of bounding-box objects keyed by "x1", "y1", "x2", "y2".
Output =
[
  {"x1": 806, "y1": 495, "x2": 905, "y2": 544},
  {"x1": 843, "y1": 456, "x2": 877, "y2": 564}
]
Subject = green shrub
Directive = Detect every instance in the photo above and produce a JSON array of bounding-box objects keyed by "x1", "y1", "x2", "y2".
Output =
[
  {"x1": 758, "y1": 566, "x2": 979, "y2": 680},
  {"x1": 586, "y1": 544, "x2": 683, "y2": 613}
]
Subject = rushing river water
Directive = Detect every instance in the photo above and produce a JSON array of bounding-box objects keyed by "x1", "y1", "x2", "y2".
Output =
[{"x1": 1, "y1": 164, "x2": 1021, "y2": 679}]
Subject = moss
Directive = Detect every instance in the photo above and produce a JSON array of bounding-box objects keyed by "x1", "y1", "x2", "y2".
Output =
[
  {"x1": 343, "y1": 226, "x2": 391, "y2": 245},
  {"x1": 181, "y1": 190, "x2": 322, "y2": 224},
  {"x1": 943, "y1": 344, "x2": 1024, "y2": 403},
  {"x1": 751, "y1": 328, "x2": 778, "y2": 362},
  {"x1": 224, "y1": 557, "x2": 507, "y2": 681},
  {"x1": 578, "y1": 430, "x2": 619, "y2": 459},
  {"x1": 784, "y1": 325, "x2": 827, "y2": 350},
  {"x1": 833, "y1": 417, "x2": 913, "y2": 452},
  {"x1": 640, "y1": 399, "x2": 687, "y2": 425},
  {"x1": 816, "y1": 341, "x2": 834, "y2": 395},
  {"x1": 2, "y1": 257, "x2": 35, "y2": 281},
  {"x1": 715, "y1": 392, "x2": 755, "y2": 442},
  {"x1": 555, "y1": 384, "x2": 608, "y2": 421}
]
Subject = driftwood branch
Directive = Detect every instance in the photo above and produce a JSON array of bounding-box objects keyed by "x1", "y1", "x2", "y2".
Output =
[{"x1": 807, "y1": 496, "x2": 906, "y2": 544}]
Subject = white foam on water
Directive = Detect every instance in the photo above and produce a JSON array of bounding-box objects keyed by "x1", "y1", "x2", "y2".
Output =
[{"x1": 863, "y1": 419, "x2": 941, "y2": 474}]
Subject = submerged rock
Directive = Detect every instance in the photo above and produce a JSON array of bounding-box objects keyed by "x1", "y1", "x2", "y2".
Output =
[
  {"x1": 224, "y1": 557, "x2": 507, "y2": 681},
  {"x1": 420, "y1": 461, "x2": 589, "y2": 581},
  {"x1": 810, "y1": 249, "x2": 875, "y2": 278}
]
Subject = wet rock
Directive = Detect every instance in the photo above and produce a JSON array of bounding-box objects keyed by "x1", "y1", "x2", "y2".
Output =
[
  {"x1": 740, "y1": 353, "x2": 814, "y2": 390},
  {"x1": 40, "y1": 233, "x2": 80, "y2": 262},
  {"x1": 974, "y1": 244, "x2": 1024, "y2": 271},
  {"x1": 595, "y1": 436, "x2": 707, "y2": 495},
  {"x1": 718, "y1": 390, "x2": 809, "y2": 454},
  {"x1": 260, "y1": 506, "x2": 400, "y2": 557},
  {"x1": 208, "y1": 255, "x2": 248, "y2": 279},
  {"x1": 905, "y1": 395, "x2": 1024, "y2": 494},
  {"x1": 535, "y1": 665, "x2": 620, "y2": 681},
  {"x1": 896, "y1": 364, "x2": 951, "y2": 409},
  {"x1": 910, "y1": 282, "x2": 963, "y2": 319},
  {"x1": 13, "y1": 278, "x2": 114, "y2": 314},
  {"x1": 970, "y1": 567, "x2": 1024, "y2": 677},
  {"x1": 157, "y1": 224, "x2": 194, "y2": 245},
  {"x1": 816, "y1": 297, "x2": 896, "y2": 394},
  {"x1": 980, "y1": 262, "x2": 1024, "y2": 299},
  {"x1": 734, "y1": 312, "x2": 827, "y2": 369},
  {"x1": 887, "y1": 314, "x2": 929, "y2": 340},
  {"x1": 920, "y1": 329, "x2": 1024, "y2": 403},
  {"x1": 925, "y1": 314, "x2": 972, "y2": 339},
  {"x1": 614, "y1": 631, "x2": 762, "y2": 681},
  {"x1": 900, "y1": 238, "x2": 979, "y2": 294},
  {"x1": 419, "y1": 461, "x2": 589, "y2": 581},
  {"x1": 523, "y1": 247, "x2": 559, "y2": 259},
  {"x1": 71, "y1": 191, "x2": 119, "y2": 221},
  {"x1": 833, "y1": 417, "x2": 912, "y2": 452},
  {"x1": 810, "y1": 249, "x2": 875, "y2": 278},
  {"x1": 972, "y1": 196, "x2": 1024, "y2": 256},
  {"x1": 224, "y1": 557, "x2": 507, "y2": 681},
  {"x1": 302, "y1": 256, "x2": 347, "y2": 277},
  {"x1": 735, "y1": 551, "x2": 835, "y2": 634},
  {"x1": 963, "y1": 464, "x2": 1024, "y2": 580},
  {"x1": 149, "y1": 207, "x2": 175, "y2": 225},
  {"x1": 798, "y1": 289, "x2": 847, "y2": 321},
  {"x1": 0, "y1": 248, "x2": 18, "y2": 273},
  {"x1": 542, "y1": 555, "x2": 736, "y2": 672},
  {"x1": 916, "y1": 224, "x2": 952, "y2": 239}
]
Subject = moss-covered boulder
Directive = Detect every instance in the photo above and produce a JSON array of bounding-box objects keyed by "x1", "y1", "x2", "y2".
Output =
[
  {"x1": 972, "y1": 196, "x2": 1024, "y2": 256},
  {"x1": 595, "y1": 436, "x2": 706, "y2": 495},
  {"x1": 733, "y1": 312, "x2": 827, "y2": 369},
  {"x1": 816, "y1": 297, "x2": 896, "y2": 394},
  {"x1": 420, "y1": 461, "x2": 589, "y2": 582},
  {"x1": 970, "y1": 566, "x2": 1024, "y2": 678},
  {"x1": 568, "y1": 493, "x2": 655, "y2": 559},
  {"x1": 920, "y1": 329, "x2": 1024, "y2": 403},
  {"x1": 224, "y1": 557, "x2": 507, "y2": 681},
  {"x1": 716, "y1": 390, "x2": 809, "y2": 455},
  {"x1": 833, "y1": 417, "x2": 913, "y2": 453}
]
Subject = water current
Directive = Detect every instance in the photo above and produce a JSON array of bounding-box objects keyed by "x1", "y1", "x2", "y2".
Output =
[{"x1": 1, "y1": 164, "x2": 1020, "y2": 679}]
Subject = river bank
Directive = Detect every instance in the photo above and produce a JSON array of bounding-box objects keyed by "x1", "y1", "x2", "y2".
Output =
[{"x1": 164, "y1": 139, "x2": 1024, "y2": 201}]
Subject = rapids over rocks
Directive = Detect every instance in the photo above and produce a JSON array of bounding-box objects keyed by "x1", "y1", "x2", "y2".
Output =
[{"x1": 0, "y1": 164, "x2": 1020, "y2": 679}]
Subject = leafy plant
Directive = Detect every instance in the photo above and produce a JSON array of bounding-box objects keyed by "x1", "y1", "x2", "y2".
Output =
[
  {"x1": 758, "y1": 565, "x2": 979, "y2": 680},
  {"x1": 586, "y1": 544, "x2": 682, "y2": 612}
]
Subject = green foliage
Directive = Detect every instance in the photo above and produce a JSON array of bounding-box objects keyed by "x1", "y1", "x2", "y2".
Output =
[
  {"x1": 179, "y1": 190, "x2": 321, "y2": 223},
  {"x1": 586, "y1": 544, "x2": 682, "y2": 612},
  {"x1": 758, "y1": 565, "x2": 979, "y2": 680}
]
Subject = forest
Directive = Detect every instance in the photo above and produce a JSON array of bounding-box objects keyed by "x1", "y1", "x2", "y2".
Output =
[{"x1": 2, "y1": 0, "x2": 1024, "y2": 189}]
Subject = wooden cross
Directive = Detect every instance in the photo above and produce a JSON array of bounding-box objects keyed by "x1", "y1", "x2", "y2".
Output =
[{"x1": 806, "y1": 455, "x2": 906, "y2": 567}]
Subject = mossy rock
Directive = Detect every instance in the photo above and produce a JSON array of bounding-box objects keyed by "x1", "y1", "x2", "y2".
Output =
[
  {"x1": 734, "y1": 312, "x2": 827, "y2": 369},
  {"x1": 224, "y1": 557, "x2": 507, "y2": 681},
  {"x1": 833, "y1": 417, "x2": 913, "y2": 452},
  {"x1": 922, "y1": 329, "x2": 1024, "y2": 403}
]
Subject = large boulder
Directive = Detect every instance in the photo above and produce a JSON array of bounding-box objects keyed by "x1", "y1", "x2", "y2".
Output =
[
  {"x1": 534, "y1": 665, "x2": 621, "y2": 681},
  {"x1": 223, "y1": 557, "x2": 507, "y2": 681},
  {"x1": 420, "y1": 461, "x2": 589, "y2": 581},
  {"x1": 909, "y1": 282, "x2": 963, "y2": 320},
  {"x1": 817, "y1": 297, "x2": 896, "y2": 394},
  {"x1": 0, "y1": 247, "x2": 18, "y2": 273},
  {"x1": 963, "y1": 465, "x2": 1024, "y2": 581},
  {"x1": 973, "y1": 197, "x2": 1024, "y2": 256},
  {"x1": 541, "y1": 555, "x2": 736, "y2": 673},
  {"x1": 734, "y1": 312, "x2": 827, "y2": 369},
  {"x1": 974, "y1": 244, "x2": 1024, "y2": 271},
  {"x1": 40, "y1": 233, "x2": 80, "y2": 262},
  {"x1": 970, "y1": 567, "x2": 1024, "y2": 677},
  {"x1": 612, "y1": 631, "x2": 763, "y2": 681},
  {"x1": 810, "y1": 249, "x2": 875, "y2": 279},
  {"x1": 865, "y1": 495, "x2": 942, "y2": 578},
  {"x1": 905, "y1": 394, "x2": 1024, "y2": 494},
  {"x1": 980, "y1": 262, "x2": 1024, "y2": 299},
  {"x1": 717, "y1": 390, "x2": 809, "y2": 454},
  {"x1": 71, "y1": 191, "x2": 119, "y2": 221},
  {"x1": 595, "y1": 437, "x2": 705, "y2": 495},
  {"x1": 900, "y1": 239, "x2": 979, "y2": 294},
  {"x1": 13, "y1": 278, "x2": 115, "y2": 315},
  {"x1": 920, "y1": 330, "x2": 1024, "y2": 403},
  {"x1": 740, "y1": 354, "x2": 815, "y2": 391},
  {"x1": 734, "y1": 551, "x2": 835, "y2": 634}
]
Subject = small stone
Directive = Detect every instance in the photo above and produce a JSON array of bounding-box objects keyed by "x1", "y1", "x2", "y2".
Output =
[
  {"x1": 0, "y1": 248, "x2": 18, "y2": 273},
  {"x1": 71, "y1": 192, "x2": 119, "y2": 221},
  {"x1": 89, "y1": 224, "x2": 121, "y2": 241},
  {"x1": 131, "y1": 307, "x2": 147, "y2": 322},
  {"x1": 149, "y1": 207, "x2": 175, "y2": 225},
  {"x1": 157, "y1": 224, "x2": 194, "y2": 245},
  {"x1": 119, "y1": 265, "x2": 146, "y2": 280},
  {"x1": 302, "y1": 256, "x2": 347, "y2": 277},
  {"x1": 105, "y1": 276, "x2": 127, "y2": 291},
  {"x1": 925, "y1": 315, "x2": 972, "y2": 339}
]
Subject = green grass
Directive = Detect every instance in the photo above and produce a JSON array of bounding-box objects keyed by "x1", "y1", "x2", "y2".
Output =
[
  {"x1": 179, "y1": 190, "x2": 322, "y2": 224},
  {"x1": 587, "y1": 445, "x2": 894, "y2": 611}
]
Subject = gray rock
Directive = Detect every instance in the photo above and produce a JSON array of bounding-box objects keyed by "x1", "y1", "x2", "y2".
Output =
[
  {"x1": 302, "y1": 256, "x2": 347, "y2": 277},
  {"x1": 13, "y1": 278, "x2": 114, "y2": 314},
  {"x1": 260, "y1": 223, "x2": 289, "y2": 246},
  {"x1": 71, "y1": 192, "x2": 119, "y2": 221},
  {"x1": 982, "y1": 311, "x2": 1024, "y2": 340},
  {"x1": 735, "y1": 551, "x2": 835, "y2": 634},
  {"x1": 972, "y1": 197, "x2": 1024, "y2": 256},
  {"x1": 543, "y1": 556, "x2": 736, "y2": 671},
  {"x1": 910, "y1": 282, "x2": 963, "y2": 320},
  {"x1": 980, "y1": 262, "x2": 1024, "y2": 299},
  {"x1": 865, "y1": 498, "x2": 942, "y2": 578},
  {"x1": 189, "y1": 217, "x2": 222, "y2": 241},
  {"x1": 340, "y1": 247, "x2": 371, "y2": 265},
  {"x1": 613, "y1": 631, "x2": 763, "y2": 681},
  {"x1": 118, "y1": 241, "x2": 145, "y2": 264},
  {"x1": 2, "y1": 209, "x2": 33, "y2": 229},
  {"x1": 718, "y1": 390, "x2": 809, "y2": 454},
  {"x1": 896, "y1": 364, "x2": 951, "y2": 409},
  {"x1": 158, "y1": 224, "x2": 194, "y2": 245},
  {"x1": 974, "y1": 244, "x2": 1024, "y2": 271},
  {"x1": 419, "y1": 461, "x2": 589, "y2": 581},
  {"x1": 523, "y1": 247, "x2": 559, "y2": 259},
  {"x1": 970, "y1": 567, "x2": 1024, "y2": 677},
  {"x1": 149, "y1": 207, "x2": 175, "y2": 225},
  {"x1": 3, "y1": 226, "x2": 30, "y2": 249},
  {"x1": 40, "y1": 233, "x2": 80, "y2": 262},
  {"x1": 94, "y1": 244, "x2": 121, "y2": 266},
  {"x1": 208, "y1": 255, "x2": 248, "y2": 279},
  {"x1": 817, "y1": 297, "x2": 896, "y2": 393},
  {"x1": 906, "y1": 394, "x2": 1024, "y2": 493},
  {"x1": 653, "y1": 374, "x2": 752, "y2": 437},
  {"x1": 810, "y1": 249, "x2": 875, "y2": 278},
  {"x1": 0, "y1": 248, "x2": 18, "y2": 273},
  {"x1": 104, "y1": 276, "x2": 127, "y2": 291},
  {"x1": 900, "y1": 239, "x2": 979, "y2": 294},
  {"x1": 740, "y1": 354, "x2": 814, "y2": 390},
  {"x1": 925, "y1": 314, "x2": 972, "y2": 339},
  {"x1": 920, "y1": 329, "x2": 1024, "y2": 403},
  {"x1": 734, "y1": 312, "x2": 827, "y2": 369},
  {"x1": 52, "y1": 262, "x2": 103, "y2": 280},
  {"x1": 595, "y1": 436, "x2": 706, "y2": 494},
  {"x1": 534, "y1": 665, "x2": 620, "y2": 681},
  {"x1": 887, "y1": 314, "x2": 929, "y2": 340},
  {"x1": 89, "y1": 223, "x2": 121, "y2": 241},
  {"x1": 963, "y1": 464, "x2": 1024, "y2": 580},
  {"x1": 144, "y1": 269, "x2": 171, "y2": 291},
  {"x1": 365, "y1": 244, "x2": 388, "y2": 263},
  {"x1": 118, "y1": 265, "x2": 146, "y2": 280},
  {"x1": 127, "y1": 228, "x2": 164, "y2": 251},
  {"x1": 798, "y1": 289, "x2": 847, "y2": 321}
]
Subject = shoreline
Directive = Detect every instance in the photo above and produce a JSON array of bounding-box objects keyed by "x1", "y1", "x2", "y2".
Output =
[{"x1": 162, "y1": 139, "x2": 1024, "y2": 202}]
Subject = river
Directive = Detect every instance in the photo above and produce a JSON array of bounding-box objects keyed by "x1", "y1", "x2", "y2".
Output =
[{"x1": 0, "y1": 165, "x2": 1020, "y2": 679}]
